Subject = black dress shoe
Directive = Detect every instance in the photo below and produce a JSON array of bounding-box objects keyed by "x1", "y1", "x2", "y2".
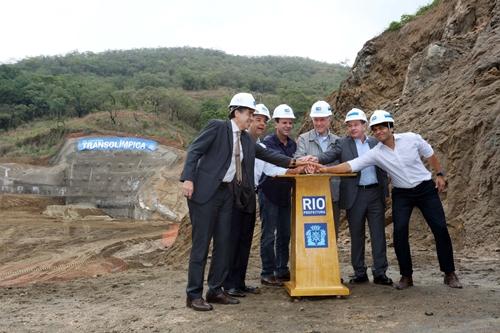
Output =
[
  {"x1": 225, "y1": 288, "x2": 246, "y2": 297},
  {"x1": 276, "y1": 272, "x2": 290, "y2": 282},
  {"x1": 186, "y1": 297, "x2": 213, "y2": 311},
  {"x1": 242, "y1": 285, "x2": 261, "y2": 294},
  {"x1": 373, "y1": 274, "x2": 393, "y2": 286},
  {"x1": 261, "y1": 276, "x2": 284, "y2": 287},
  {"x1": 349, "y1": 274, "x2": 369, "y2": 284},
  {"x1": 206, "y1": 291, "x2": 240, "y2": 305}
]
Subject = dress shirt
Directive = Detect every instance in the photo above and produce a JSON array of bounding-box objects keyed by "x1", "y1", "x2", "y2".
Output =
[
  {"x1": 348, "y1": 133, "x2": 434, "y2": 189},
  {"x1": 254, "y1": 140, "x2": 287, "y2": 187},
  {"x1": 354, "y1": 137, "x2": 378, "y2": 186},
  {"x1": 222, "y1": 119, "x2": 244, "y2": 182},
  {"x1": 315, "y1": 131, "x2": 330, "y2": 152}
]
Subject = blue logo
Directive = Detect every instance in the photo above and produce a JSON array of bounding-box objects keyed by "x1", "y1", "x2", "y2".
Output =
[
  {"x1": 77, "y1": 137, "x2": 158, "y2": 152},
  {"x1": 348, "y1": 111, "x2": 359, "y2": 116},
  {"x1": 304, "y1": 223, "x2": 328, "y2": 248},
  {"x1": 302, "y1": 196, "x2": 326, "y2": 216}
]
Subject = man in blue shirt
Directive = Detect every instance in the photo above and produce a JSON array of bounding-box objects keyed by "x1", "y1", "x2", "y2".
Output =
[{"x1": 259, "y1": 104, "x2": 297, "y2": 286}]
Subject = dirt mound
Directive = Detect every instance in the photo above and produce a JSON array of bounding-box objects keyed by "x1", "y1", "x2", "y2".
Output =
[
  {"x1": 301, "y1": 0, "x2": 499, "y2": 251},
  {"x1": 43, "y1": 204, "x2": 111, "y2": 220}
]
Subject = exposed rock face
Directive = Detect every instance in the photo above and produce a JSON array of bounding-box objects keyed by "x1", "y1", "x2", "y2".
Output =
[{"x1": 303, "y1": 0, "x2": 499, "y2": 250}]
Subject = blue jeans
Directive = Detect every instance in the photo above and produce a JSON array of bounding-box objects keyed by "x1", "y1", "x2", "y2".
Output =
[
  {"x1": 259, "y1": 191, "x2": 291, "y2": 278},
  {"x1": 392, "y1": 180, "x2": 455, "y2": 277}
]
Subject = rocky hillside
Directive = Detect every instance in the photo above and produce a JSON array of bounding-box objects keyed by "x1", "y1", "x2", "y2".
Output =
[{"x1": 306, "y1": 0, "x2": 499, "y2": 251}]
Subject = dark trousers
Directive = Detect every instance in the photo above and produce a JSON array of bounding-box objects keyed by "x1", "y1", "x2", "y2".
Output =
[
  {"x1": 259, "y1": 191, "x2": 291, "y2": 278},
  {"x1": 332, "y1": 200, "x2": 340, "y2": 240},
  {"x1": 223, "y1": 207, "x2": 256, "y2": 290},
  {"x1": 346, "y1": 187, "x2": 388, "y2": 277},
  {"x1": 186, "y1": 184, "x2": 233, "y2": 299},
  {"x1": 392, "y1": 180, "x2": 455, "y2": 277}
]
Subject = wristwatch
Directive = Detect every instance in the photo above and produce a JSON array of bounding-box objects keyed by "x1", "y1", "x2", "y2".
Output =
[{"x1": 436, "y1": 170, "x2": 446, "y2": 177}]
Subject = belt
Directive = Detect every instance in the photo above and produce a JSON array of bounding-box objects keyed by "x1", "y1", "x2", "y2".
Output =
[{"x1": 358, "y1": 183, "x2": 379, "y2": 189}]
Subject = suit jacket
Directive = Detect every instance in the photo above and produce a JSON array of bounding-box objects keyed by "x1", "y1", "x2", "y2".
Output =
[
  {"x1": 318, "y1": 136, "x2": 389, "y2": 210},
  {"x1": 180, "y1": 119, "x2": 291, "y2": 204}
]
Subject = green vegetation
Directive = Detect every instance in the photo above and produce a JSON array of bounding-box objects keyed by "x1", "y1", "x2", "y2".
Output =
[
  {"x1": 386, "y1": 0, "x2": 440, "y2": 32},
  {"x1": 0, "y1": 110, "x2": 198, "y2": 158},
  {"x1": 0, "y1": 47, "x2": 349, "y2": 135}
]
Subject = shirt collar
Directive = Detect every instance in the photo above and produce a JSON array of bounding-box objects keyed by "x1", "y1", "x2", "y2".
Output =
[
  {"x1": 230, "y1": 119, "x2": 240, "y2": 133},
  {"x1": 354, "y1": 135, "x2": 368, "y2": 144},
  {"x1": 315, "y1": 130, "x2": 329, "y2": 139}
]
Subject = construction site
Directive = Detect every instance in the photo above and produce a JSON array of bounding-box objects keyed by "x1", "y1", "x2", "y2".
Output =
[
  {"x1": 1, "y1": 0, "x2": 499, "y2": 332},
  {"x1": 1, "y1": 131, "x2": 498, "y2": 332}
]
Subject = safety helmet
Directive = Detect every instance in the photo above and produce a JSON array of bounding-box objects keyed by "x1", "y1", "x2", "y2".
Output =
[
  {"x1": 369, "y1": 110, "x2": 394, "y2": 127},
  {"x1": 272, "y1": 104, "x2": 295, "y2": 119},
  {"x1": 228, "y1": 92, "x2": 256, "y2": 111},
  {"x1": 254, "y1": 103, "x2": 271, "y2": 121},
  {"x1": 344, "y1": 108, "x2": 368, "y2": 123},
  {"x1": 309, "y1": 101, "x2": 333, "y2": 118}
]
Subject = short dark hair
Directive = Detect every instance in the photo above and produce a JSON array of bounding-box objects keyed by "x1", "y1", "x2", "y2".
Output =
[
  {"x1": 371, "y1": 122, "x2": 394, "y2": 130},
  {"x1": 229, "y1": 106, "x2": 253, "y2": 119}
]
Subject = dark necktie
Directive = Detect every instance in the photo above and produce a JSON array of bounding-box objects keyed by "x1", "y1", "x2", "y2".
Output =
[{"x1": 235, "y1": 131, "x2": 242, "y2": 184}]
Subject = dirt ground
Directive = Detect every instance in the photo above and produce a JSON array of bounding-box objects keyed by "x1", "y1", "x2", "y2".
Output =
[{"x1": 0, "y1": 195, "x2": 499, "y2": 333}]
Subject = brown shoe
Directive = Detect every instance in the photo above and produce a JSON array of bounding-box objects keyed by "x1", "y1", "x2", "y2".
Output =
[
  {"x1": 186, "y1": 297, "x2": 213, "y2": 311},
  {"x1": 394, "y1": 276, "x2": 413, "y2": 290},
  {"x1": 260, "y1": 276, "x2": 284, "y2": 287},
  {"x1": 206, "y1": 291, "x2": 240, "y2": 305},
  {"x1": 444, "y1": 272, "x2": 463, "y2": 289}
]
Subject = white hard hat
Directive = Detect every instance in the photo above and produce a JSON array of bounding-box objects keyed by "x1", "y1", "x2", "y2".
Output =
[
  {"x1": 369, "y1": 110, "x2": 394, "y2": 127},
  {"x1": 228, "y1": 92, "x2": 256, "y2": 111},
  {"x1": 272, "y1": 104, "x2": 295, "y2": 119},
  {"x1": 254, "y1": 103, "x2": 271, "y2": 120},
  {"x1": 309, "y1": 101, "x2": 332, "y2": 118},
  {"x1": 344, "y1": 108, "x2": 367, "y2": 123}
]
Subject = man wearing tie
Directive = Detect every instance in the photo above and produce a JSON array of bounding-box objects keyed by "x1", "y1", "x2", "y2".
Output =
[{"x1": 181, "y1": 93, "x2": 300, "y2": 311}]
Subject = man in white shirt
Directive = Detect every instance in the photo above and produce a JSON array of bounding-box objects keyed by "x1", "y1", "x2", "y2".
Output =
[{"x1": 317, "y1": 110, "x2": 462, "y2": 290}]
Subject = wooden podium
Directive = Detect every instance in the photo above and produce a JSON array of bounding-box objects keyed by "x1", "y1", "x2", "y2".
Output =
[{"x1": 279, "y1": 173, "x2": 355, "y2": 297}]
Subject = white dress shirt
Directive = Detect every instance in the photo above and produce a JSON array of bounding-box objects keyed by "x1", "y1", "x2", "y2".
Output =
[
  {"x1": 222, "y1": 120, "x2": 244, "y2": 182},
  {"x1": 254, "y1": 141, "x2": 287, "y2": 187},
  {"x1": 348, "y1": 133, "x2": 434, "y2": 189}
]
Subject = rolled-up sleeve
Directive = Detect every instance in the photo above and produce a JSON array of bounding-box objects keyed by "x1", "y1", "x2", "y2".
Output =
[
  {"x1": 263, "y1": 163, "x2": 287, "y2": 177},
  {"x1": 347, "y1": 149, "x2": 377, "y2": 172},
  {"x1": 415, "y1": 134, "x2": 434, "y2": 158}
]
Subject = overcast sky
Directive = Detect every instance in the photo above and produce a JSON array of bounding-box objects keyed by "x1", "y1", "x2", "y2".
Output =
[{"x1": 1, "y1": 0, "x2": 432, "y2": 65}]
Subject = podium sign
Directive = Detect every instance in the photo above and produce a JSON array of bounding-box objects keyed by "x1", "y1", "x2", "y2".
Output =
[{"x1": 279, "y1": 173, "x2": 354, "y2": 297}]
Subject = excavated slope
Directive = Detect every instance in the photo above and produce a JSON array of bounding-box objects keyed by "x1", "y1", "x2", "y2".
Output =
[{"x1": 301, "y1": 0, "x2": 499, "y2": 251}]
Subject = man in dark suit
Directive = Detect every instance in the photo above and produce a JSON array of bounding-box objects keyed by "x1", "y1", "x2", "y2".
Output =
[
  {"x1": 180, "y1": 93, "x2": 301, "y2": 311},
  {"x1": 305, "y1": 108, "x2": 393, "y2": 285}
]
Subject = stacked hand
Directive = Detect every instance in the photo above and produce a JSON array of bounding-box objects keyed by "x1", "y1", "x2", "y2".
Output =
[{"x1": 297, "y1": 156, "x2": 323, "y2": 174}]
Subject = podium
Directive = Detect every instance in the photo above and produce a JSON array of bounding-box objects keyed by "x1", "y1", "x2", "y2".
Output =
[{"x1": 278, "y1": 173, "x2": 355, "y2": 297}]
